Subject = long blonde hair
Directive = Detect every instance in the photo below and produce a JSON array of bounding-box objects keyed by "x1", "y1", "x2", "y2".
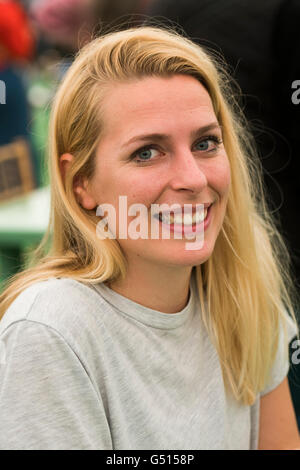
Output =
[{"x1": 0, "y1": 26, "x2": 298, "y2": 405}]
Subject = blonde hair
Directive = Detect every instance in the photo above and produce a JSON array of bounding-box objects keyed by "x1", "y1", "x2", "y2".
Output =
[{"x1": 0, "y1": 26, "x2": 298, "y2": 405}]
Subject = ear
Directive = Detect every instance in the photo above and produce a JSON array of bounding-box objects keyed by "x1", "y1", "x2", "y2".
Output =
[
  {"x1": 60, "y1": 153, "x2": 97, "y2": 210},
  {"x1": 60, "y1": 152, "x2": 73, "y2": 181}
]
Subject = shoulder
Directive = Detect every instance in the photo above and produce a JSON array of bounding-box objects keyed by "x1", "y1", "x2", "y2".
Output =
[{"x1": 0, "y1": 278, "x2": 109, "y2": 350}]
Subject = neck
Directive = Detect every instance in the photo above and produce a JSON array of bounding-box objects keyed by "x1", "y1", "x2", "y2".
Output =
[{"x1": 107, "y1": 259, "x2": 194, "y2": 314}]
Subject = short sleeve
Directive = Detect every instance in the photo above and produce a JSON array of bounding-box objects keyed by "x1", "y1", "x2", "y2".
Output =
[
  {"x1": 0, "y1": 320, "x2": 113, "y2": 450},
  {"x1": 260, "y1": 310, "x2": 299, "y2": 397}
]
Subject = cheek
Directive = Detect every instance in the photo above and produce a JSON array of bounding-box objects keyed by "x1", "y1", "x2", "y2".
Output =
[
  {"x1": 121, "y1": 175, "x2": 163, "y2": 206},
  {"x1": 208, "y1": 157, "x2": 231, "y2": 197}
]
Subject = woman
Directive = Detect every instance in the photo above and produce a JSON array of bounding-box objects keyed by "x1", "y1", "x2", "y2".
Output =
[{"x1": 0, "y1": 26, "x2": 299, "y2": 450}]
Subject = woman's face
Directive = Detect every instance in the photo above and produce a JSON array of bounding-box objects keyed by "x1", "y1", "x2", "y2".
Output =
[{"x1": 80, "y1": 74, "x2": 231, "y2": 269}]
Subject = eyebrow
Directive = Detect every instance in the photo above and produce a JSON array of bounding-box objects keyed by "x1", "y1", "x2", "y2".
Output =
[{"x1": 121, "y1": 122, "x2": 222, "y2": 149}]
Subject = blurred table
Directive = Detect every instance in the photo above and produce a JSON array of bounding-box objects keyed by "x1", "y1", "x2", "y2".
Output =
[{"x1": 0, "y1": 186, "x2": 50, "y2": 284}]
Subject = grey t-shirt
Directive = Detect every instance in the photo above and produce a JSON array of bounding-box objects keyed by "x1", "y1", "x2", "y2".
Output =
[{"x1": 0, "y1": 272, "x2": 298, "y2": 450}]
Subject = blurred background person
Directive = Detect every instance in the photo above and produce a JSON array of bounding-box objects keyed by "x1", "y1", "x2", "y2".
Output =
[
  {"x1": 24, "y1": 0, "x2": 99, "y2": 187},
  {"x1": 29, "y1": 0, "x2": 96, "y2": 54},
  {"x1": 0, "y1": 0, "x2": 35, "y2": 152},
  {"x1": 0, "y1": 0, "x2": 37, "y2": 286}
]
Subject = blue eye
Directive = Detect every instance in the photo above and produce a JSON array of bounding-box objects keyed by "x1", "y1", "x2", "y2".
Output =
[
  {"x1": 194, "y1": 136, "x2": 222, "y2": 152},
  {"x1": 139, "y1": 149, "x2": 155, "y2": 160},
  {"x1": 130, "y1": 135, "x2": 222, "y2": 164},
  {"x1": 132, "y1": 146, "x2": 160, "y2": 163},
  {"x1": 195, "y1": 140, "x2": 210, "y2": 151}
]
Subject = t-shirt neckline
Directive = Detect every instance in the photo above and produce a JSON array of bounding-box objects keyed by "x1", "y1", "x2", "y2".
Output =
[{"x1": 93, "y1": 271, "x2": 197, "y2": 330}]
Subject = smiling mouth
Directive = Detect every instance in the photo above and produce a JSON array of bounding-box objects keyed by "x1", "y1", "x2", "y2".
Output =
[{"x1": 154, "y1": 204, "x2": 212, "y2": 226}]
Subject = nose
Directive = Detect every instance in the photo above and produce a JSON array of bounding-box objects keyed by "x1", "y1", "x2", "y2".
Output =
[{"x1": 168, "y1": 148, "x2": 208, "y2": 193}]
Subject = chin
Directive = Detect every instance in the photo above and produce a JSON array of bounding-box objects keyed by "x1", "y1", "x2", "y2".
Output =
[{"x1": 156, "y1": 241, "x2": 214, "y2": 267}]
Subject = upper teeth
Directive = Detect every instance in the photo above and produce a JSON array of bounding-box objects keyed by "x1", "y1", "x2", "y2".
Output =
[{"x1": 160, "y1": 209, "x2": 207, "y2": 225}]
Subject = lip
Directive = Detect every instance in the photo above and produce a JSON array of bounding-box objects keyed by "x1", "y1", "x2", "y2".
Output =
[{"x1": 154, "y1": 203, "x2": 213, "y2": 234}]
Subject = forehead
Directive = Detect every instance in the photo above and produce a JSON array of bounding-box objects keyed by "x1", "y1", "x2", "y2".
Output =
[{"x1": 100, "y1": 75, "x2": 217, "y2": 138}]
